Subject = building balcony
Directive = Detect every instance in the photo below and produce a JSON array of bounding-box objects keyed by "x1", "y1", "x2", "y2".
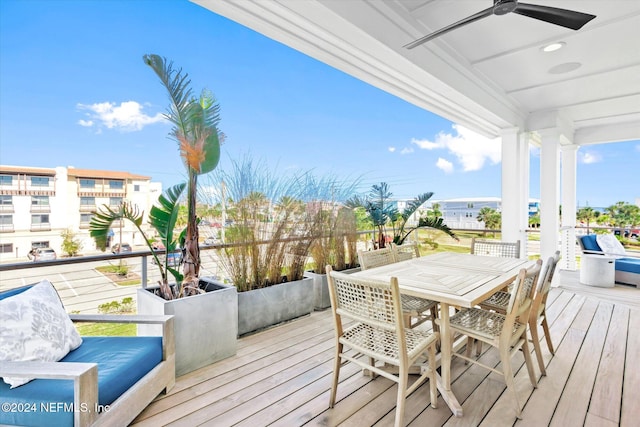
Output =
[
  {"x1": 0, "y1": 205, "x2": 14, "y2": 213},
  {"x1": 79, "y1": 205, "x2": 97, "y2": 213},
  {"x1": 0, "y1": 224, "x2": 14, "y2": 233},
  {"x1": 30, "y1": 205, "x2": 51, "y2": 213},
  {"x1": 29, "y1": 223, "x2": 51, "y2": 232}
]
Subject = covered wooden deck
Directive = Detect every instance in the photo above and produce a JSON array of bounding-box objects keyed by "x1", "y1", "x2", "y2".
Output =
[{"x1": 132, "y1": 270, "x2": 639, "y2": 426}]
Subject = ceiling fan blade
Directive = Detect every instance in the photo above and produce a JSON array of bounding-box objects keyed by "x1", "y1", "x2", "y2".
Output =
[
  {"x1": 513, "y1": 3, "x2": 596, "y2": 30},
  {"x1": 404, "y1": 6, "x2": 494, "y2": 49}
]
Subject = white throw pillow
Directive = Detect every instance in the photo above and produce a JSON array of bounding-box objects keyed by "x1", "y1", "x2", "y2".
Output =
[
  {"x1": 0, "y1": 280, "x2": 82, "y2": 388},
  {"x1": 596, "y1": 234, "x2": 626, "y2": 257}
]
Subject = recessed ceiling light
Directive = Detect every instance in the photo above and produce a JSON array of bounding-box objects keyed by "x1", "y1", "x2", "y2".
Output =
[{"x1": 541, "y1": 42, "x2": 566, "y2": 52}]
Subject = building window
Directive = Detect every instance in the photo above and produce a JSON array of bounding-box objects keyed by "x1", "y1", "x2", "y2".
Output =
[
  {"x1": 31, "y1": 214, "x2": 50, "y2": 224},
  {"x1": 80, "y1": 196, "x2": 95, "y2": 206},
  {"x1": 109, "y1": 197, "x2": 123, "y2": 207},
  {"x1": 79, "y1": 179, "x2": 95, "y2": 189},
  {"x1": 80, "y1": 213, "x2": 93, "y2": 228},
  {"x1": 0, "y1": 175, "x2": 12, "y2": 185},
  {"x1": 31, "y1": 195, "x2": 50, "y2": 206},
  {"x1": 0, "y1": 243, "x2": 12, "y2": 253},
  {"x1": 31, "y1": 241, "x2": 50, "y2": 249},
  {"x1": 0, "y1": 195, "x2": 12, "y2": 205},
  {"x1": 31, "y1": 176, "x2": 50, "y2": 187},
  {"x1": 134, "y1": 184, "x2": 140, "y2": 192},
  {"x1": 109, "y1": 180, "x2": 124, "y2": 190},
  {"x1": 0, "y1": 214, "x2": 14, "y2": 232}
]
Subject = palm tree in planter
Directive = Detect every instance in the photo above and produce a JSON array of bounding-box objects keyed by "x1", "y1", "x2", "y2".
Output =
[
  {"x1": 89, "y1": 55, "x2": 236, "y2": 376},
  {"x1": 346, "y1": 182, "x2": 458, "y2": 250}
]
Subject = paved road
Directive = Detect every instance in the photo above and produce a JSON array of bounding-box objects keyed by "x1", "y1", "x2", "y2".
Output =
[{"x1": 0, "y1": 250, "x2": 227, "y2": 314}]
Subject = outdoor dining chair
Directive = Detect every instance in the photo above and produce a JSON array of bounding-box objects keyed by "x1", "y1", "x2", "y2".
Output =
[
  {"x1": 389, "y1": 241, "x2": 420, "y2": 261},
  {"x1": 471, "y1": 238, "x2": 521, "y2": 258},
  {"x1": 476, "y1": 253, "x2": 559, "y2": 376},
  {"x1": 447, "y1": 260, "x2": 542, "y2": 418},
  {"x1": 326, "y1": 266, "x2": 439, "y2": 427},
  {"x1": 358, "y1": 247, "x2": 439, "y2": 330}
]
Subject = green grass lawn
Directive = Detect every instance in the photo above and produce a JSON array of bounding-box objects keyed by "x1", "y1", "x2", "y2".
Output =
[{"x1": 75, "y1": 322, "x2": 137, "y2": 336}]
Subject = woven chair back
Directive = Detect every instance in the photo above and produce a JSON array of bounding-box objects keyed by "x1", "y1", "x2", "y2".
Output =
[
  {"x1": 327, "y1": 267, "x2": 402, "y2": 333},
  {"x1": 471, "y1": 238, "x2": 521, "y2": 258},
  {"x1": 358, "y1": 247, "x2": 397, "y2": 271}
]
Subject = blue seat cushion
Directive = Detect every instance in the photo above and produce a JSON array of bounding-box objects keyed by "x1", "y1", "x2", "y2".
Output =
[
  {"x1": 580, "y1": 235, "x2": 601, "y2": 252},
  {"x1": 616, "y1": 257, "x2": 640, "y2": 274},
  {"x1": 0, "y1": 336, "x2": 163, "y2": 427}
]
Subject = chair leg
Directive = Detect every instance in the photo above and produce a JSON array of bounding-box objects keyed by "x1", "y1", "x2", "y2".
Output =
[
  {"x1": 464, "y1": 336, "x2": 473, "y2": 364},
  {"x1": 541, "y1": 317, "x2": 555, "y2": 355},
  {"x1": 329, "y1": 343, "x2": 342, "y2": 407},
  {"x1": 403, "y1": 313, "x2": 412, "y2": 329},
  {"x1": 521, "y1": 337, "x2": 538, "y2": 389},
  {"x1": 500, "y1": 346, "x2": 523, "y2": 419},
  {"x1": 430, "y1": 306, "x2": 440, "y2": 334},
  {"x1": 529, "y1": 320, "x2": 547, "y2": 376},
  {"x1": 394, "y1": 366, "x2": 408, "y2": 427}
]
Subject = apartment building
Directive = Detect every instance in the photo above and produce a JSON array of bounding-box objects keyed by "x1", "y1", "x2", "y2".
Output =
[{"x1": 0, "y1": 165, "x2": 162, "y2": 262}]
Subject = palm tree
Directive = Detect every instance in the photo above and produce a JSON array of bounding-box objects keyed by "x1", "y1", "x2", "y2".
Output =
[
  {"x1": 346, "y1": 182, "x2": 457, "y2": 248},
  {"x1": 143, "y1": 54, "x2": 223, "y2": 297},
  {"x1": 477, "y1": 207, "x2": 501, "y2": 237},
  {"x1": 577, "y1": 206, "x2": 599, "y2": 234}
]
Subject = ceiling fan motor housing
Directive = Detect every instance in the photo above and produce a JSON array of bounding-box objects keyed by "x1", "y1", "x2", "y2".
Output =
[{"x1": 494, "y1": 0, "x2": 518, "y2": 15}]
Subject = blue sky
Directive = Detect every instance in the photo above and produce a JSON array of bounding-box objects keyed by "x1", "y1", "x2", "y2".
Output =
[{"x1": 1, "y1": 0, "x2": 637, "y2": 209}]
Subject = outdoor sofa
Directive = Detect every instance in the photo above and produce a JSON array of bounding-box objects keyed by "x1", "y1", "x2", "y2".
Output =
[
  {"x1": 577, "y1": 234, "x2": 640, "y2": 286},
  {"x1": 0, "y1": 281, "x2": 175, "y2": 426}
]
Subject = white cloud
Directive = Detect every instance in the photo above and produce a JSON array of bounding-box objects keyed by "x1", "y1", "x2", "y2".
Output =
[
  {"x1": 579, "y1": 151, "x2": 602, "y2": 164},
  {"x1": 388, "y1": 146, "x2": 396, "y2": 152},
  {"x1": 76, "y1": 101, "x2": 165, "y2": 132},
  {"x1": 411, "y1": 124, "x2": 501, "y2": 172},
  {"x1": 400, "y1": 147, "x2": 414, "y2": 154},
  {"x1": 436, "y1": 157, "x2": 454, "y2": 173}
]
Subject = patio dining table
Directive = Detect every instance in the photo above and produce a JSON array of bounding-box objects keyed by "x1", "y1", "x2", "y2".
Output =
[{"x1": 351, "y1": 251, "x2": 533, "y2": 417}]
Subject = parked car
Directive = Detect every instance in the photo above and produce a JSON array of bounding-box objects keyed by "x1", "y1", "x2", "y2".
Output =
[
  {"x1": 111, "y1": 243, "x2": 132, "y2": 254},
  {"x1": 203, "y1": 237, "x2": 218, "y2": 246},
  {"x1": 30, "y1": 247, "x2": 57, "y2": 262},
  {"x1": 152, "y1": 251, "x2": 181, "y2": 268}
]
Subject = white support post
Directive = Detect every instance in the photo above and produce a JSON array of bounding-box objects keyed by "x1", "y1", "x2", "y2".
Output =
[
  {"x1": 561, "y1": 145, "x2": 578, "y2": 270},
  {"x1": 500, "y1": 128, "x2": 528, "y2": 257},
  {"x1": 538, "y1": 130, "x2": 561, "y2": 261}
]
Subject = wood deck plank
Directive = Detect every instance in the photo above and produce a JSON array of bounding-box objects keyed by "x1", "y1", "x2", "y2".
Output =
[
  {"x1": 621, "y1": 308, "x2": 640, "y2": 426},
  {"x1": 588, "y1": 304, "x2": 628, "y2": 423},
  {"x1": 549, "y1": 301, "x2": 613, "y2": 427}
]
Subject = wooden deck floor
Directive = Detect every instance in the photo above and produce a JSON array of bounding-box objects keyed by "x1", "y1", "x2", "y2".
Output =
[{"x1": 132, "y1": 270, "x2": 639, "y2": 427}]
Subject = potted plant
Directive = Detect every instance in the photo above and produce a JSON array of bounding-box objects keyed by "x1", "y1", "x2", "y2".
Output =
[
  {"x1": 208, "y1": 156, "x2": 358, "y2": 334},
  {"x1": 346, "y1": 182, "x2": 458, "y2": 250},
  {"x1": 89, "y1": 54, "x2": 237, "y2": 376},
  {"x1": 306, "y1": 205, "x2": 360, "y2": 310}
]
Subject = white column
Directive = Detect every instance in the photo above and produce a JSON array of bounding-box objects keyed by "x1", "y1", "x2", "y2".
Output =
[
  {"x1": 538, "y1": 130, "x2": 561, "y2": 261},
  {"x1": 561, "y1": 145, "x2": 578, "y2": 270},
  {"x1": 501, "y1": 128, "x2": 528, "y2": 257}
]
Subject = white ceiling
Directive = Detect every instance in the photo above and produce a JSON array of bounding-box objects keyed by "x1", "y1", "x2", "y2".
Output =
[{"x1": 193, "y1": 0, "x2": 640, "y2": 145}]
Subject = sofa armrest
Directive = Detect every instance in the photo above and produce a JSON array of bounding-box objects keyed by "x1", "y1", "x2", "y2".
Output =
[{"x1": 0, "y1": 361, "x2": 98, "y2": 427}]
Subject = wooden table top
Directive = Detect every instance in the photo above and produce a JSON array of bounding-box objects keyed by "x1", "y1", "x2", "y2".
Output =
[{"x1": 351, "y1": 252, "x2": 532, "y2": 307}]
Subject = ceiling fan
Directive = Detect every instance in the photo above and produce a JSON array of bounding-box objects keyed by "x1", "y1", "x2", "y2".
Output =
[{"x1": 404, "y1": 0, "x2": 596, "y2": 49}]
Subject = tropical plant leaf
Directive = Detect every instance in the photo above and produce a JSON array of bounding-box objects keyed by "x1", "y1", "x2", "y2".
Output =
[
  {"x1": 149, "y1": 183, "x2": 185, "y2": 252},
  {"x1": 89, "y1": 202, "x2": 144, "y2": 251}
]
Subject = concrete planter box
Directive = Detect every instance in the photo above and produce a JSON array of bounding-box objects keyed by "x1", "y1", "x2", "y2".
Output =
[
  {"x1": 305, "y1": 267, "x2": 362, "y2": 311},
  {"x1": 304, "y1": 271, "x2": 331, "y2": 311},
  {"x1": 137, "y1": 277, "x2": 238, "y2": 377},
  {"x1": 238, "y1": 277, "x2": 313, "y2": 336}
]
